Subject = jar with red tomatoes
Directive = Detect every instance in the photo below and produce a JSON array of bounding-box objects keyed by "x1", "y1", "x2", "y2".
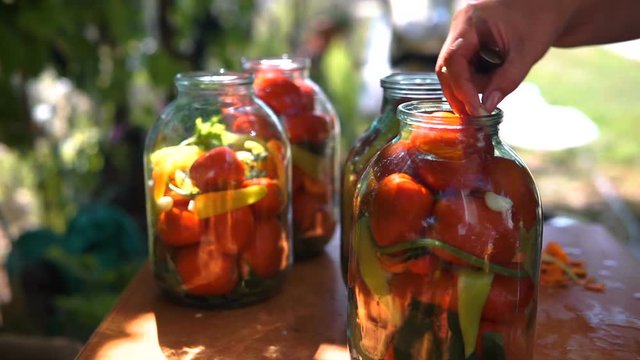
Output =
[
  {"x1": 144, "y1": 71, "x2": 292, "y2": 307},
  {"x1": 340, "y1": 72, "x2": 442, "y2": 281},
  {"x1": 242, "y1": 56, "x2": 339, "y2": 259},
  {"x1": 347, "y1": 100, "x2": 542, "y2": 359}
]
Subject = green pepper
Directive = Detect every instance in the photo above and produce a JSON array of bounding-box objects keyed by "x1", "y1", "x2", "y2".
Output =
[{"x1": 457, "y1": 268, "x2": 494, "y2": 358}]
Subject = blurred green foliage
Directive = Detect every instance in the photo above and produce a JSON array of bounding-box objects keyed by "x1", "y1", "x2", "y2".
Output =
[{"x1": 0, "y1": 0, "x2": 361, "y2": 343}]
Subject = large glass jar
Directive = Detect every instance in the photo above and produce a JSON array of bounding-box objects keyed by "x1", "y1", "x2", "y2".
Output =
[
  {"x1": 242, "y1": 56, "x2": 340, "y2": 259},
  {"x1": 347, "y1": 101, "x2": 542, "y2": 360},
  {"x1": 144, "y1": 71, "x2": 292, "y2": 308},
  {"x1": 341, "y1": 72, "x2": 442, "y2": 280}
]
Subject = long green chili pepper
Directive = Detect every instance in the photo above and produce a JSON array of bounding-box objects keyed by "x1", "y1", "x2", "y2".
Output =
[{"x1": 376, "y1": 238, "x2": 528, "y2": 278}]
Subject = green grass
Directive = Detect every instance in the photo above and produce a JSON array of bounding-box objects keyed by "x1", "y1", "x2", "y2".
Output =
[{"x1": 525, "y1": 46, "x2": 640, "y2": 165}]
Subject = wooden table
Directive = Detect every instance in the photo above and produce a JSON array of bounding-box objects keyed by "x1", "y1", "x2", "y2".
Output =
[{"x1": 77, "y1": 222, "x2": 640, "y2": 359}]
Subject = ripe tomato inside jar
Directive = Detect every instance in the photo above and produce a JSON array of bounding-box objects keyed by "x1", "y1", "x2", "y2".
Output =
[
  {"x1": 243, "y1": 56, "x2": 340, "y2": 259},
  {"x1": 347, "y1": 100, "x2": 542, "y2": 360}
]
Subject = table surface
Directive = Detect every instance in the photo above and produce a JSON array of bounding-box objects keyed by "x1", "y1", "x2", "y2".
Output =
[{"x1": 77, "y1": 221, "x2": 640, "y2": 360}]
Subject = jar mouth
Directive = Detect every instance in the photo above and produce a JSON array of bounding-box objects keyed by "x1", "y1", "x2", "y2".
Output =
[
  {"x1": 397, "y1": 100, "x2": 502, "y2": 128},
  {"x1": 241, "y1": 55, "x2": 310, "y2": 71},
  {"x1": 175, "y1": 70, "x2": 253, "y2": 89}
]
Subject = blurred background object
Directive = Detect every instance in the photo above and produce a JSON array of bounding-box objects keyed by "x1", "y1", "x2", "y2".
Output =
[{"x1": 0, "y1": 0, "x2": 639, "y2": 357}]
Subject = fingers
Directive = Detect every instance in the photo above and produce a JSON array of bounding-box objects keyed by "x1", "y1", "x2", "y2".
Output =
[{"x1": 437, "y1": 36, "x2": 487, "y2": 116}]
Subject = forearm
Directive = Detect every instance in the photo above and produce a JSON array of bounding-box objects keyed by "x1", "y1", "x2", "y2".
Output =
[{"x1": 555, "y1": 0, "x2": 640, "y2": 47}]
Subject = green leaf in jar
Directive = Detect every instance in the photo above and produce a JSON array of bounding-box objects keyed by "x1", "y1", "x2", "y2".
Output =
[{"x1": 457, "y1": 268, "x2": 494, "y2": 358}]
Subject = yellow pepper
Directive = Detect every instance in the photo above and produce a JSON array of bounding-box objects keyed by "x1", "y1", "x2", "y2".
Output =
[
  {"x1": 291, "y1": 144, "x2": 328, "y2": 179},
  {"x1": 150, "y1": 145, "x2": 203, "y2": 201},
  {"x1": 194, "y1": 184, "x2": 267, "y2": 219},
  {"x1": 355, "y1": 217, "x2": 389, "y2": 296}
]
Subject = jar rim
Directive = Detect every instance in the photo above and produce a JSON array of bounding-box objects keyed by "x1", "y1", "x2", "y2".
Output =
[
  {"x1": 241, "y1": 55, "x2": 310, "y2": 71},
  {"x1": 380, "y1": 72, "x2": 442, "y2": 92},
  {"x1": 175, "y1": 70, "x2": 253, "y2": 88},
  {"x1": 397, "y1": 100, "x2": 502, "y2": 127}
]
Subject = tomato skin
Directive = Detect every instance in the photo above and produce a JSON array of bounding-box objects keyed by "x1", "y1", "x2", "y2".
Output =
[
  {"x1": 242, "y1": 177, "x2": 285, "y2": 217},
  {"x1": 480, "y1": 275, "x2": 534, "y2": 323},
  {"x1": 189, "y1": 146, "x2": 246, "y2": 192},
  {"x1": 370, "y1": 173, "x2": 434, "y2": 247},
  {"x1": 292, "y1": 189, "x2": 336, "y2": 238},
  {"x1": 174, "y1": 245, "x2": 239, "y2": 296},
  {"x1": 428, "y1": 193, "x2": 519, "y2": 265},
  {"x1": 372, "y1": 140, "x2": 416, "y2": 181},
  {"x1": 296, "y1": 81, "x2": 316, "y2": 112},
  {"x1": 485, "y1": 156, "x2": 538, "y2": 230},
  {"x1": 158, "y1": 205, "x2": 201, "y2": 247},
  {"x1": 291, "y1": 166, "x2": 304, "y2": 192},
  {"x1": 254, "y1": 74, "x2": 305, "y2": 116},
  {"x1": 413, "y1": 155, "x2": 487, "y2": 192},
  {"x1": 283, "y1": 113, "x2": 330, "y2": 145},
  {"x1": 243, "y1": 218, "x2": 284, "y2": 278},
  {"x1": 202, "y1": 207, "x2": 256, "y2": 255}
]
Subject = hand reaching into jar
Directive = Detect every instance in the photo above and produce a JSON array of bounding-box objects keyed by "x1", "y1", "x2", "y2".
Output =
[{"x1": 436, "y1": 0, "x2": 640, "y2": 116}]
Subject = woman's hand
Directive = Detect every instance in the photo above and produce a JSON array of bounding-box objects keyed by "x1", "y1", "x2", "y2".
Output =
[{"x1": 435, "y1": 0, "x2": 570, "y2": 115}]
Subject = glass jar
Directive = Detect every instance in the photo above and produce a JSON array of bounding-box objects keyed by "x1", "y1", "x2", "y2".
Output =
[
  {"x1": 144, "y1": 71, "x2": 292, "y2": 308},
  {"x1": 341, "y1": 72, "x2": 442, "y2": 280},
  {"x1": 242, "y1": 56, "x2": 340, "y2": 259},
  {"x1": 347, "y1": 101, "x2": 542, "y2": 360}
]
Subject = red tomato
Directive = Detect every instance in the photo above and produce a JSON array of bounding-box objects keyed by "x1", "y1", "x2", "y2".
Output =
[
  {"x1": 283, "y1": 113, "x2": 331, "y2": 145},
  {"x1": 291, "y1": 166, "x2": 304, "y2": 192},
  {"x1": 485, "y1": 157, "x2": 538, "y2": 230},
  {"x1": 295, "y1": 81, "x2": 315, "y2": 112},
  {"x1": 174, "y1": 245, "x2": 239, "y2": 296},
  {"x1": 202, "y1": 207, "x2": 256, "y2": 255},
  {"x1": 242, "y1": 177, "x2": 285, "y2": 217},
  {"x1": 300, "y1": 172, "x2": 331, "y2": 201},
  {"x1": 243, "y1": 218, "x2": 284, "y2": 278},
  {"x1": 158, "y1": 205, "x2": 201, "y2": 247},
  {"x1": 373, "y1": 140, "x2": 416, "y2": 181},
  {"x1": 370, "y1": 173, "x2": 434, "y2": 247},
  {"x1": 413, "y1": 155, "x2": 487, "y2": 192},
  {"x1": 428, "y1": 193, "x2": 519, "y2": 264},
  {"x1": 254, "y1": 74, "x2": 305, "y2": 115},
  {"x1": 481, "y1": 275, "x2": 535, "y2": 323},
  {"x1": 292, "y1": 189, "x2": 336, "y2": 238},
  {"x1": 231, "y1": 113, "x2": 278, "y2": 139},
  {"x1": 189, "y1": 146, "x2": 245, "y2": 192}
]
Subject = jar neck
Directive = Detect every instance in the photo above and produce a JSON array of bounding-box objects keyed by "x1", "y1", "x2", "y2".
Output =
[
  {"x1": 379, "y1": 72, "x2": 443, "y2": 113},
  {"x1": 241, "y1": 56, "x2": 310, "y2": 81},
  {"x1": 397, "y1": 101, "x2": 502, "y2": 155},
  {"x1": 174, "y1": 71, "x2": 254, "y2": 99}
]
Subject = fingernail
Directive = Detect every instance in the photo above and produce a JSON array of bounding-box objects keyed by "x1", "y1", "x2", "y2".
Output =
[{"x1": 483, "y1": 91, "x2": 502, "y2": 112}]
